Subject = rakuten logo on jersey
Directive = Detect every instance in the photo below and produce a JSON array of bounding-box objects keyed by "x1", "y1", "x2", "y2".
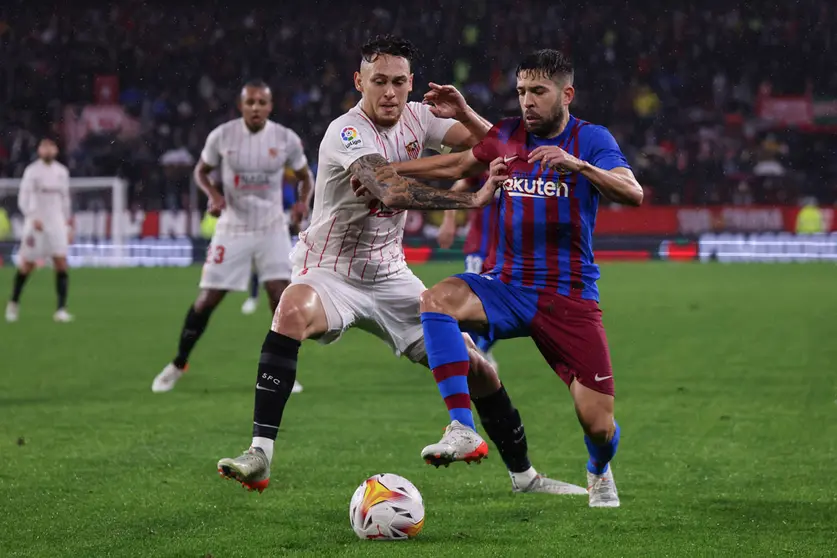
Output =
[{"x1": 502, "y1": 176, "x2": 569, "y2": 198}]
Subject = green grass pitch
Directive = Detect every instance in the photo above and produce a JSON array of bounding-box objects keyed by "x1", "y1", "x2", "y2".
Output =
[{"x1": 1, "y1": 262, "x2": 836, "y2": 557}]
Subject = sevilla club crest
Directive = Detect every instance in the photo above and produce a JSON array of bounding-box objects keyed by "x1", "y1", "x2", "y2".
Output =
[{"x1": 405, "y1": 141, "x2": 421, "y2": 160}]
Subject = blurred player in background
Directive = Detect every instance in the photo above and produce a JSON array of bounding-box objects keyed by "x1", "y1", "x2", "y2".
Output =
[
  {"x1": 151, "y1": 80, "x2": 313, "y2": 394},
  {"x1": 437, "y1": 174, "x2": 499, "y2": 367},
  {"x1": 5, "y1": 138, "x2": 74, "y2": 323},
  {"x1": 389, "y1": 49, "x2": 644, "y2": 507},
  {"x1": 241, "y1": 170, "x2": 314, "y2": 315},
  {"x1": 217, "y1": 36, "x2": 586, "y2": 498}
]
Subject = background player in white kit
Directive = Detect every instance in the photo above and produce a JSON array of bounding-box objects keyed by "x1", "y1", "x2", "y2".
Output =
[
  {"x1": 5, "y1": 138, "x2": 74, "y2": 323},
  {"x1": 152, "y1": 80, "x2": 313, "y2": 394},
  {"x1": 216, "y1": 37, "x2": 587, "y2": 499}
]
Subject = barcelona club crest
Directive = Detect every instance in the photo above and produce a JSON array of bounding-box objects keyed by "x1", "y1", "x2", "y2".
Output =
[{"x1": 405, "y1": 141, "x2": 421, "y2": 160}]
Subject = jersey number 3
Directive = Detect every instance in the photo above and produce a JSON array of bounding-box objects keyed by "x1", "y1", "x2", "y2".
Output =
[{"x1": 207, "y1": 245, "x2": 225, "y2": 264}]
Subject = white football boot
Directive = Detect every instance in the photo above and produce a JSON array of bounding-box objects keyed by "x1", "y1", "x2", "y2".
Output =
[
  {"x1": 421, "y1": 420, "x2": 489, "y2": 467},
  {"x1": 241, "y1": 297, "x2": 258, "y2": 315},
  {"x1": 512, "y1": 471, "x2": 588, "y2": 495},
  {"x1": 292, "y1": 380, "x2": 304, "y2": 394},
  {"x1": 217, "y1": 446, "x2": 271, "y2": 492},
  {"x1": 587, "y1": 466, "x2": 620, "y2": 507},
  {"x1": 53, "y1": 308, "x2": 74, "y2": 322},
  {"x1": 5, "y1": 302, "x2": 19, "y2": 322},
  {"x1": 151, "y1": 363, "x2": 186, "y2": 393}
]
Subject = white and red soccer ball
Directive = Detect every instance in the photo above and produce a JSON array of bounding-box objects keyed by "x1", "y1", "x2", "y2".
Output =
[{"x1": 349, "y1": 473, "x2": 425, "y2": 541}]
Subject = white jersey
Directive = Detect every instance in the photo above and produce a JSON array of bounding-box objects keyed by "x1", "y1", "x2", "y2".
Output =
[
  {"x1": 294, "y1": 101, "x2": 456, "y2": 282},
  {"x1": 18, "y1": 159, "x2": 71, "y2": 229},
  {"x1": 201, "y1": 118, "x2": 307, "y2": 235}
]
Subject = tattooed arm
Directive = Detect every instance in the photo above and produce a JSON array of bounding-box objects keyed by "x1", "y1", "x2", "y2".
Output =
[{"x1": 349, "y1": 154, "x2": 500, "y2": 210}]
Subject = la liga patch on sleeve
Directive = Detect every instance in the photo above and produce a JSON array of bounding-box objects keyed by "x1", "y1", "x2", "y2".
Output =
[{"x1": 340, "y1": 126, "x2": 364, "y2": 150}]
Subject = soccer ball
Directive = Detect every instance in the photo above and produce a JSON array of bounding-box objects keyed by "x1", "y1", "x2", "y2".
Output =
[{"x1": 349, "y1": 473, "x2": 425, "y2": 540}]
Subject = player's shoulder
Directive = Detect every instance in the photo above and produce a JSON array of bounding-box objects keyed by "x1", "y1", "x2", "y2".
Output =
[
  {"x1": 210, "y1": 119, "x2": 243, "y2": 136},
  {"x1": 22, "y1": 160, "x2": 39, "y2": 174},
  {"x1": 574, "y1": 118, "x2": 615, "y2": 143},
  {"x1": 54, "y1": 161, "x2": 70, "y2": 175},
  {"x1": 321, "y1": 109, "x2": 371, "y2": 152},
  {"x1": 489, "y1": 117, "x2": 524, "y2": 139},
  {"x1": 265, "y1": 118, "x2": 291, "y2": 134}
]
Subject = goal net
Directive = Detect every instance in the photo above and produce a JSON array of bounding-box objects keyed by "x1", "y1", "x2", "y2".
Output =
[{"x1": 0, "y1": 176, "x2": 129, "y2": 266}]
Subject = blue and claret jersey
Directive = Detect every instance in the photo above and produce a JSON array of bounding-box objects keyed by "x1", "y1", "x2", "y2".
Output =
[{"x1": 471, "y1": 115, "x2": 630, "y2": 301}]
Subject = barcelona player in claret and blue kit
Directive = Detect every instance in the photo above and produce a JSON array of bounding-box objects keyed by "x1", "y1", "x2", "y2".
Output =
[{"x1": 391, "y1": 49, "x2": 644, "y2": 507}]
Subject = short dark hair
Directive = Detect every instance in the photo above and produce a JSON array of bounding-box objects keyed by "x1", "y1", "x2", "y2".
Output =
[
  {"x1": 516, "y1": 49, "x2": 574, "y2": 83},
  {"x1": 361, "y1": 35, "x2": 419, "y2": 69},
  {"x1": 243, "y1": 79, "x2": 270, "y2": 90}
]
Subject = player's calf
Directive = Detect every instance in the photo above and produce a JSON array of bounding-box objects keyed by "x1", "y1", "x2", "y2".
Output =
[
  {"x1": 420, "y1": 279, "x2": 488, "y2": 433},
  {"x1": 571, "y1": 380, "x2": 621, "y2": 507},
  {"x1": 54, "y1": 260, "x2": 70, "y2": 314},
  {"x1": 152, "y1": 289, "x2": 225, "y2": 392},
  {"x1": 241, "y1": 284, "x2": 327, "y2": 467},
  {"x1": 6, "y1": 268, "x2": 31, "y2": 322}
]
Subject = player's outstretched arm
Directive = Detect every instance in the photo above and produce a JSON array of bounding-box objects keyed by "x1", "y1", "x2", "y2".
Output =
[
  {"x1": 391, "y1": 149, "x2": 487, "y2": 181},
  {"x1": 423, "y1": 83, "x2": 492, "y2": 148},
  {"x1": 438, "y1": 177, "x2": 476, "y2": 249},
  {"x1": 349, "y1": 154, "x2": 499, "y2": 210}
]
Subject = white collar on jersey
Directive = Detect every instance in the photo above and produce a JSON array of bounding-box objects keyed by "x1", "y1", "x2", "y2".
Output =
[
  {"x1": 354, "y1": 101, "x2": 401, "y2": 133},
  {"x1": 240, "y1": 117, "x2": 270, "y2": 136}
]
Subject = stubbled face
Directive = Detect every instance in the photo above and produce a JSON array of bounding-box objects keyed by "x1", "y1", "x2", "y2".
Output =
[
  {"x1": 355, "y1": 54, "x2": 413, "y2": 127},
  {"x1": 38, "y1": 139, "x2": 58, "y2": 162},
  {"x1": 239, "y1": 86, "x2": 273, "y2": 130},
  {"x1": 516, "y1": 71, "x2": 574, "y2": 137}
]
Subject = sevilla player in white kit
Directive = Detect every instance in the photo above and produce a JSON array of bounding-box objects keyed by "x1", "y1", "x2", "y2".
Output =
[
  {"x1": 151, "y1": 81, "x2": 313, "y2": 394},
  {"x1": 6, "y1": 138, "x2": 74, "y2": 323},
  {"x1": 217, "y1": 36, "x2": 587, "y2": 499}
]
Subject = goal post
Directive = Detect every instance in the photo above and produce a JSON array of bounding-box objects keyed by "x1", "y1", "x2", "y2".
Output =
[{"x1": 0, "y1": 176, "x2": 129, "y2": 266}]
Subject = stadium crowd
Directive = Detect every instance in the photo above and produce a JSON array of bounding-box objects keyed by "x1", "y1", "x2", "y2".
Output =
[{"x1": 1, "y1": 0, "x2": 836, "y2": 210}]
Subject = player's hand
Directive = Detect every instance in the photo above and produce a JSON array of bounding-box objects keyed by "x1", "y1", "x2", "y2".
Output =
[
  {"x1": 474, "y1": 157, "x2": 509, "y2": 207},
  {"x1": 290, "y1": 200, "x2": 309, "y2": 225},
  {"x1": 528, "y1": 145, "x2": 585, "y2": 173},
  {"x1": 33, "y1": 220, "x2": 44, "y2": 232},
  {"x1": 437, "y1": 216, "x2": 457, "y2": 249},
  {"x1": 423, "y1": 83, "x2": 469, "y2": 121},
  {"x1": 207, "y1": 193, "x2": 226, "y2": 217},
  {"x1": 67, "y1": 227, "x2": 74, "y2": 244},
  {"x1": 351, "y1": 175, "x2": 370, "y2": 198}
]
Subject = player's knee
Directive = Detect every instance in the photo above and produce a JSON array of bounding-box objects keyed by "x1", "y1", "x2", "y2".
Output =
[
  {"x1": 273, "y1": 296, "x2": 313, "y2": 339},
  {"x1": 419, "y1": 284, "x2": 458, "y2": 316},
  {"x1": 580, "y1": 413, "x2": 616, "y2": 445},
  {"x1": 194, "y1": 289, "x2": 225, "y2": 313}
]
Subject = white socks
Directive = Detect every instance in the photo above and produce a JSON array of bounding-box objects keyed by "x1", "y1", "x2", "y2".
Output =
[
  {"x1": 509, "y1": 466, "x2": 538, "y2": 489},
  {"x1": 251, "y1": 437, "x2": 274, "y2": 464}
]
